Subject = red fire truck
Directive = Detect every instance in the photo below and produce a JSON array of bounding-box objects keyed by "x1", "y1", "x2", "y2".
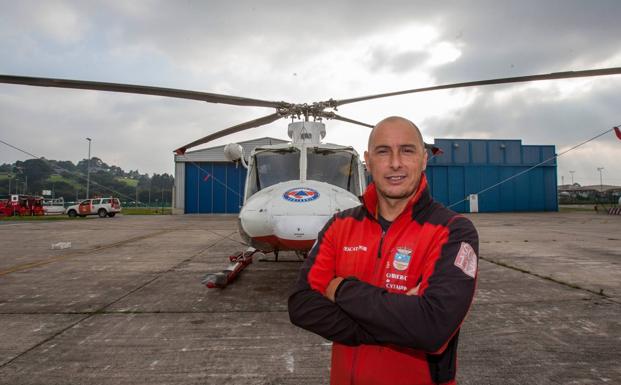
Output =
[{"x1": 0, "y1": 195, "x2": 45, "y2": 216}]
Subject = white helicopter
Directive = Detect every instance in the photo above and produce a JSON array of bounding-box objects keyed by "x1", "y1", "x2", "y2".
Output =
[
  {"x1": 221, "y1": 120, "x2": 366, "y2": 254},
  {"x1": 1, "y1": 67, "x2": 620, "y2": 287}
]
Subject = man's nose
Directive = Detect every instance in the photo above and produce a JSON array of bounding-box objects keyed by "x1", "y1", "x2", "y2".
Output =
[{"x1": 389, "y1": 152, "x2": 402, "y2": 169}]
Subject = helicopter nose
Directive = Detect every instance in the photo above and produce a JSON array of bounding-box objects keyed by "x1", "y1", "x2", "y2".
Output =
[{"x1": 272, "y1": 215, "x2": 331, "y2": 246}]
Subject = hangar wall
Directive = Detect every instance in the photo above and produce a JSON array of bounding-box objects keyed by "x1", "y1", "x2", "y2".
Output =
[
  {"x1": 426, "y1": 139, "x2": 557, "y2": 212},
  {"x1": 173, "y1": 137, "x2": 288, "y2": 214},
  {"x1": 174, "y1": 137, "x2": 558, "y2": 214}
]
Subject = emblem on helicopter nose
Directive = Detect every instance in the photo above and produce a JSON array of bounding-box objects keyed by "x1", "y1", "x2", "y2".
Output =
[{"x1": 283, "y1": 187, "x2": 320, "y2": 202}]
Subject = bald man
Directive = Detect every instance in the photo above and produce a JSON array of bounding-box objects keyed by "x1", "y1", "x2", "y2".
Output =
[{"x1": 288, "y1": 116, "x2": 479, "y2": 385}]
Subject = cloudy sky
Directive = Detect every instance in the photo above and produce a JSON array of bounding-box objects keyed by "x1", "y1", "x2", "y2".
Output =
[{"x1": 1, "y1": 0, "x2": 620, "y2": 186}]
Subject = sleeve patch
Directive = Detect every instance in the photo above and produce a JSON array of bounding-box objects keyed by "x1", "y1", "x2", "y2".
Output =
[{"x1": 454, "y1": 242, "x2": 477, "y2": 278}]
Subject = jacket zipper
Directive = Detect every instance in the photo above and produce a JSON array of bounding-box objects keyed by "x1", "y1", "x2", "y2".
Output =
[
  {"x1": 373, "y1": 230, "x2": 386, "y2": 282},
  {"x1": 377, "y1": 230, "x2": 385, "y2": 259}
]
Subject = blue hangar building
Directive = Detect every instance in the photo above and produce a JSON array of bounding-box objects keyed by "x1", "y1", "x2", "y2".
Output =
[{"x1": 173, "y1": 137, "x2": 557, "y2": 214}]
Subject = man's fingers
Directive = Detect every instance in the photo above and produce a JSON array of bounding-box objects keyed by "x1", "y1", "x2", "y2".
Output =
[{"x1": 406, "y1": 284, "x2": 420, "y2": 296}]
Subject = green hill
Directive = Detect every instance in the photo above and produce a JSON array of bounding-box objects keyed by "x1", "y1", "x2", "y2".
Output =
[{"x1": 0, "y1": 158, "x2": 173, "y2": 206}]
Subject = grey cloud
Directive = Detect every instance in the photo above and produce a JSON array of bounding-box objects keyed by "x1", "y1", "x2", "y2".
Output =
[
  {"x1": 1, "y1": 0, "x2": 620, "y2": 181},
  {"x1": 367, "y1": 48, "x2": 428, "y2": 74}
]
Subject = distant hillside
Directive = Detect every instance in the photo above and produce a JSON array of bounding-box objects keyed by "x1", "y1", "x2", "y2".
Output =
[{"x1": 0, "y1": 157, "x2": 173, "y2": 205}]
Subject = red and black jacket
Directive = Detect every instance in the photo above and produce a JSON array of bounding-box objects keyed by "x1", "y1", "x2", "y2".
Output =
[{"x1": 288, "y1": 174, "x2": 478, "y2": 385}]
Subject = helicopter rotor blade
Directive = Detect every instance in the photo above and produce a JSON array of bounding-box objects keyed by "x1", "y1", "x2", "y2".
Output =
[
  {"x1": 324, "y1": 112, "x2": 375, "y2": 128},
  {"x1": 0, "y1": 74, "x2": 286, "y2": 108},
  {"x1": 174, "y1": 112, "x2": 283, "y2": 155},
  {"x1": 335, "y1": 67, "x2": 621, "y2": 106}
]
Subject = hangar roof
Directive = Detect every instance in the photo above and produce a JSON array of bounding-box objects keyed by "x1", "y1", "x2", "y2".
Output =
[{"x1": 174, "y1": 137, "x2": 289, "y2": 162}]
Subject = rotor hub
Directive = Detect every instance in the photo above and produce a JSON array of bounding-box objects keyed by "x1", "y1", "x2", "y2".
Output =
[{"x1": 277, "y1": 99, "x2": 338, "y2": 120}]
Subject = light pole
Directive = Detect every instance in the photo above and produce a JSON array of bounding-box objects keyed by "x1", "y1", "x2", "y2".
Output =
[
  {"x1": 597, "y1": 167, "x2": 604, "y2": 200},
  {"x1": 569, "y1": 170, "x2": 575, "y2": 185},
  {"x1": 86, "y1": 137, "x2": 92, "y2": 199}
]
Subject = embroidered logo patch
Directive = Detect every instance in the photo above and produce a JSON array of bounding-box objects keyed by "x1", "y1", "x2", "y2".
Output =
[
  {"x1": 454, "y1": 242, "x2": 477, "y2": 278},
  {"x1": 392, "y1": 247, "x2": 412, "y2": 271}
]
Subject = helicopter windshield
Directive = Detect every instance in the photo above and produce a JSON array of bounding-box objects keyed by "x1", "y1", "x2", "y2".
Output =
[
  {"x1": 252, "y1": 148, "x2": 301, "y2": 193},
  {"x1": 307, "y1": 148, "x2": 360, "y2": 195}
]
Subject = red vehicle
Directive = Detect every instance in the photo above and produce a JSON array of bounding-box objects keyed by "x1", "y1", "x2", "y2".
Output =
[{"x1": 0, "y1": 195, "x2": 45, "y2": 216}]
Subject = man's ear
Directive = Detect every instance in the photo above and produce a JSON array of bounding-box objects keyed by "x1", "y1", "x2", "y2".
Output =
[
  {"x1": 422, "y1": 149, "x2": 428, "y2": 171},
  {"x1": 364, "y1": 151, "x2": 371, "y2": 172}
]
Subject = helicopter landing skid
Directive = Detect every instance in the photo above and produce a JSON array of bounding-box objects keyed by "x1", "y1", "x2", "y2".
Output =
[{"x1": 201, "y1": 248, "x2": 263, "y2": 289}]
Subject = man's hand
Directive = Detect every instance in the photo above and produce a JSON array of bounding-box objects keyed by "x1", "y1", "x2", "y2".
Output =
[
  {"x1": 325, "y1": 277, "x2": 344, "y2": 302},
  {"x1": 406, "y1": 284, "x2": 421, "y2": 296}
]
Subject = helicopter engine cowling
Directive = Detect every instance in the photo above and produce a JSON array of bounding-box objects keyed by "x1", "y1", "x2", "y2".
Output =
[{"x1": 239, "y1": 180, "x2": 361, "y2": 252}]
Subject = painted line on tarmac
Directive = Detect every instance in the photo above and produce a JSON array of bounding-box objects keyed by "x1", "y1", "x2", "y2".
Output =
[
  {"x1": 0, "y1": 229, "x2": 173, "y2": 277},
  {"x1": 480, "y1": 255, "x2": 614, "y2": 300}
]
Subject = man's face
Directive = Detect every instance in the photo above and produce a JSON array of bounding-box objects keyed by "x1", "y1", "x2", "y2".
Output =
[{"x1": 364, "y1": 119, "x2": 428, "y2": 202}]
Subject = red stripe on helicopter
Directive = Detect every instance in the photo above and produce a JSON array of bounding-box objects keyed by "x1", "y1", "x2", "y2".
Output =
[{"x1": 252, "y1": 235, "x2": 315, "y2": 251}]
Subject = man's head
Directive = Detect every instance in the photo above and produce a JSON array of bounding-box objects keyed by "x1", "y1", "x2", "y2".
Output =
[{"x1": 364, "y1": 116, "x2": 428, "y2": 204}]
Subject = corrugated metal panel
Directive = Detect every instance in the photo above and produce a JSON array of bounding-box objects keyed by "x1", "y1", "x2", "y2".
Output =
[
  {"x1": 427, "y1": 164, "x2": 556, "y2": 213},
  {"x1": 184, "y1": 162, "x2": 247, "y2": 214},
  {"x1": 471, "y1": 141, "x2": 487, "y2": 163},
  {"x1": 179, "y1": 137, "x2": 557, "y2": 214},
  {"x1": 541, "y1": 146, "x2": 556, "y2": 165},
  {"x1": 522, "y1": 145, "x2": 541, "y2": 164},
  {"x1": 426, "y1": 138, "x2": 557, "y2": 213},
  {"x1": 504, "y1": 141, "x2": 521, "y2": 164},
  {"x1": 452, "y1": 140, "x2": 469, "y2": 164}
]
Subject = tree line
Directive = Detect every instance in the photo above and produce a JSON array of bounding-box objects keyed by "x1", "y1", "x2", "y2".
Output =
[{"x1": 0, "y1": 157, "x2": 174, "y2": 206}]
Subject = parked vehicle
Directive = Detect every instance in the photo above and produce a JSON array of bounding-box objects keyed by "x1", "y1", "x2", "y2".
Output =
[
  {"x1": 65, "y1": 197, "x2": 121, "y2": 218},
  {"x1": 42, "y1": 197, "x2": 65, "y2": 215},
  {"x1": 0, "y1": 195, "x2": 45, "y2": 216}
]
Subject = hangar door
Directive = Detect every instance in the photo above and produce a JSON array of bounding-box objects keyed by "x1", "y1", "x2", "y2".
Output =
[{"x1": 185, "y1": 162, "x2": 247, "y2": 213}]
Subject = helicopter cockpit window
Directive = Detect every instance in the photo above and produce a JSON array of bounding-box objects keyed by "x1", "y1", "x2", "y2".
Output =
[
  {"x1": 307, "y1": 148, "x2": 360, "y2": 195},
  {"x1": 250, "y1": 148, "x2": 300, "y2": 195}
]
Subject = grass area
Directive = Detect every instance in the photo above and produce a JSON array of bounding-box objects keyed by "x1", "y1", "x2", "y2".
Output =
[
  {"x1": 1, "y1": 207, "x2": 172, "y2": 220},
  {"x1": 116, "y1": 177, "x2": 138, "y2": 187},
  {"x1": 122, "y1": 207, "x2": 172, "y2": 215},
  {"x1": 558, "y1": 204, "x2": 618, "y2": 212},
  {"x1": 47, "y1": 174, "x2": 81, "y2": 189},
  {"x1": 559, "y1": 205, "x2": 596, "y2": 212}
]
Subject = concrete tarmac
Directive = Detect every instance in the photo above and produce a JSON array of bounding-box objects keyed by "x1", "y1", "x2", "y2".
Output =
[{"x1": 0, "y1": 212, "x2": 619, "y2": 384}]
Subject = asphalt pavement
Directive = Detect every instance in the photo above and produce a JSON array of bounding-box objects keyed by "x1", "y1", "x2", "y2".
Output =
[{"x1": 0, "y1": 212, "x2": 619, "y2": 384}]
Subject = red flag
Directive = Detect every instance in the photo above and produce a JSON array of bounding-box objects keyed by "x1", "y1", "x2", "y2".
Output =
[
  {"x1": 431, "y1": 146, "x2": 444, "y2": 155},
  {"x1": 614, "y1": 126, "x2": 621, "y2": 140}
]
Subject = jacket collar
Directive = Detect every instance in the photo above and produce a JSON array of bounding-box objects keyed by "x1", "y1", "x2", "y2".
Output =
[{"x1": 361, "y1": 173, "x2": 431, "y2": 220}]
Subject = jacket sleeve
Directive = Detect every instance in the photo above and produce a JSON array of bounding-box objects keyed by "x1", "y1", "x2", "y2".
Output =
[
  {"x1": 334, "y1": 215, "x2": 478, "y2": 353},
  {"x1": 288, "y1": 217, "x2": 377, "y2": 346}
]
